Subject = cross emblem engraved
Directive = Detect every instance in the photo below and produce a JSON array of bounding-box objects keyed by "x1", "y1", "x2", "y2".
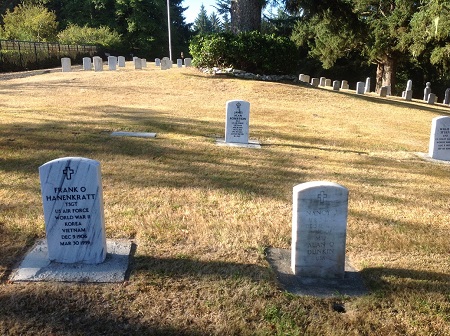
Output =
[
  {"x1": 63, "y1": 167, "x2": 74, "y2": 180},
  {"x1": 236, "y1": 102, "x2": 241, "y2": 112},
  {"x1": 318, "y1": 191, "x2": 327, "y2": 203}
]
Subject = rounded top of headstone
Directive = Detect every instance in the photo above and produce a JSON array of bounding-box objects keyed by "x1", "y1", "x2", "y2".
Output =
[
  {"x1": 39, "y1": 157, "x2": 99, "y2": 169},
  {"x1": 293, "y1": 181, "x2": 347, "y2": 192},
  {"x1": 426, "y1": 82, "x2": 431, "y2": 87}
]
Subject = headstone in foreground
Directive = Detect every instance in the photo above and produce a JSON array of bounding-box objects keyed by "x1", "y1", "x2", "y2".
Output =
[
  {"x1": 429, "y1": 116, "x2": 450, "y2": 161},
  {"x1": 184, "y1": 58, "x2": 192, "y2": 67},
  {"x1": 108, "y1": 56, "x2": 117, "y2": 71},
  {"x1": 82, "y1": 57, "x2": 92, "y2": 71},
  {"x1": 118, "y1": 56, "x2": 126, "y2": 67},
  {"x1": 225, "y1": 100, "x2": 250, "y2": 144},
  {"x1": 61, "y1": 58, "x2": 71, "y2": 72},
  {"x1": 291, "y1": 181, "x2": 348, "y2": 278},
  {"x1": 356, "y1": 82, "x2": 365, "y2": 94},
  {"x1": 39, "y1": 157, "x2": 107, "y2": 264},
  {"x1": 93, "y1": 57, "x2": 103, "y2": 72}
]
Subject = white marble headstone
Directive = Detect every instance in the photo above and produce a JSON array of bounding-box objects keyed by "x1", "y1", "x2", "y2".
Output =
[
  {"x1": 161, "y1": 57, "x2": 171, "y2": 70},
  {"x1": 177, "y1": 59, "x2": 183, "y2": 67},
  {"x1": 118, "y1": 56, "x2": 126, "y2": 67},
  {"x1": 356, "y1": 82, "x2": 365, "y2": 94},
  {"x1": 429, "y1": 116, "x2": 450, "y2": 160},
  {"x1": 155, "y1": 58, "x2": 161, "y2": 67},
  {"x1": 108, "y1": 56, "x2": 117, "y2": 71},
  {"x1": 311, "y1": 78, "x2": 319, "y2": 87},
  {"x1": 291, "y1": 181, "x2": 348, "y2": 278},
  {"x1": 299, "y1": 74, "x2": 310, "y2": 83},
  {"x1": 319, "y1": 77, "x2": 326, "y2": 87},
  {"x1": 427, "y1": 93, "x2": 436, "y2": 104},
  {"x1": 82, "y1": 57, "x2": 92, "y2": 71},
  {"x1": 225, "y1": 100, "x2": 250, "y2": 144},
  {"x1": 39, "y1": 157, "x2": 107, "y2": 264},
  {"x1": 325, "y1": 79, "x2": 332, "y2": 87},
  {"x1": 340, "y1": 80, "x2": 349, "y2": 90},
  {"x1": 93, "y1": 56, "x2": 103, "y2": 72},
  {"x1": 404, "y1": 90, "x2": 413, "y2": 101},
  {"x1": 424, "y1": 82, "x2": 431, "y2": 101},
  {"x1": 332, "y1": 80, "x2": 340, "y2": 91},
  {"x1": 134, "y1": 58, "x2": 142, "y2": 69},
  {"x1": 142, "y1": 59, "x2": 147, "y2": 67},
  {"x1": 364, "y1": 77, "x2": 371, "y2": 93},
  {"x1": 61, "y1": 58, "x2": 71, "y2": 72}
]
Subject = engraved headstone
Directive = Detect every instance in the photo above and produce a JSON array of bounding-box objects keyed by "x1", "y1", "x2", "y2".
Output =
[
  {"x1": 291, "y1": 181, "x2": 348, "y2": 278},
  {"x1": 429, "y1": 116, "x2": 450, "y2": 160},
  {"x1": 108, "y1": 56, "x2": 117, "y2": 71},
  {"x1": 319, "y1": 77, "x2": 326, "y2": 87},
  {"x1": 332, "y1": 80, "x2": 340, "y2": 91},
  {"x1": 356, "y1": 82, "x2": 365, "y2": 94},
  {"x1": 225, "y1": 100, "x2": 250, "y2": 144},
  {"x1": 299, "y1": 74, "x2": 310, "y2": 83},
  {"x1": 311, "y1": 78, "x2": 320, "y2": 87},
  {"x1": 177, "y1": 59, "x2": 183, "y2": 67},
  {"x1": 39, "y1": 157, "x2": 107, "y2": 264},
  {"x1": 325, "y1": 79, "x2": 332, "y2": 87},
  {"x1": 93, "y1": 56, "x2": 103, "y2": 72},
  {"x1": 82, "y1": 57, "x2": 92, "y2": 71},
  {"x1": 340, "y1": 80, "x2": 349, "y2": 90},
  {"x1": 379, "y1": 86, "x2": 388, "y2": 97},
  {"x1": 155, "y1": 58, "x2": 161, "y2": 67},
  {"x1": 404, "y1": 90, "x2": 413, "y2": 101},
  {"x1": 364, "y1": 77, "x2": 371, "y2": 93},
  {"x1": 61, "y1": 58, "x2": 71, "y2": 72},
  {"x1": 161, "y1": 57, "x2": 171, "y2": 70},
  {"x1": 118, "y1": 56, "x2": 125, "y2": 67},
  {"x1": 424, "y1": 82, "x2": 431, "y2": 101},
  {"x1": 184, "y1": 58, "x2": 192, "y2": 67}
]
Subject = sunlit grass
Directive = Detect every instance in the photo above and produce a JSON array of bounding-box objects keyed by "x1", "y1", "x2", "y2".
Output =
[{"x1": 1, "y1": 64, "x2": 450, "y2": 335}]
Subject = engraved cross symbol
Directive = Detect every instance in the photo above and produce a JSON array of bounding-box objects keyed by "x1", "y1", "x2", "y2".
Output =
[
  {"x1": 318, "y1": 191, "x2": 327, "y2": 203},
  {"x1": 63, "y1": 167, "x2": 74, "y2": 180},
  {"x1": 236, "y1": 102, "x2": 241, "y2": 112}
]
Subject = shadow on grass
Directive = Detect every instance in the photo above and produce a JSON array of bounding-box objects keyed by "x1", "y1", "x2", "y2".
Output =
[
  {"x1": 360, "y1": 267, "x2": 450, "y2": 294},
  {"x1": 0, "y1": 287, "x2": 204, "y2": 335}
]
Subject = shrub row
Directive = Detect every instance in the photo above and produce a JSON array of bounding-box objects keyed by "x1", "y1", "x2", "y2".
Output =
[{"x1": 189, "y1": 32, "x2": 299, "y2": 75}]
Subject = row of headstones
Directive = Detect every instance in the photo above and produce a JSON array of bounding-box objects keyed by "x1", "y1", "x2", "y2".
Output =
[
  {"x1": 61, "y1": 56, "x2": 193, "y2": 72},
  {"x1": 39, "y1": 155, "x2": 348, "y2": 278},
  {"x1": 300, "y1": 73, "x2": 450, "y2": 106}
]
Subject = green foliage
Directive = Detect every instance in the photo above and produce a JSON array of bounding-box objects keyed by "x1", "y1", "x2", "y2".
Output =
[
  {"x1": 189, "y1": 31, "x2": 299, "y2": 74},
  {"x1": 58, "y1": 24, "x2": 121, "y2": 48},
  {"x1": 2, "y1": 4, "x2": 58, "y2": 41}
]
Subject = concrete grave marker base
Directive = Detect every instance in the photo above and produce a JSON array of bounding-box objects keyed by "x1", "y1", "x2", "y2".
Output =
[
  {"x1": 415, "y1": 152, "x2": 450, "y2": 164},
  {"x1": 266, "y1": 247, "x2": 367, "y2": 297},
  {"x1": 10, "y1": 239, "x2": 133, "y2": 283},
  {"x1": 111, "y1": 131, "x2": 157, "y2": 138},
  {"x1": 215, "y1": 138, "x2": 261, "y2": 149}
]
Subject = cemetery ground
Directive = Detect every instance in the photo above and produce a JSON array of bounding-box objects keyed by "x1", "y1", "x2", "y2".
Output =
[{"x1": 0, "y1": 64, "x2": 449, "y2": 335}]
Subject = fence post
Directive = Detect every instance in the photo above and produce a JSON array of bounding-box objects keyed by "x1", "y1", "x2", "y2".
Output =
[{"x1": 34, "y1": 42, "x2": 38, "y2": 64}]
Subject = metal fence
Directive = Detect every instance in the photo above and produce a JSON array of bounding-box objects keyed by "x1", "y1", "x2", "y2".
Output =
[{"x1": 0, "y1": 40, "x2": 98, "y2": 72}]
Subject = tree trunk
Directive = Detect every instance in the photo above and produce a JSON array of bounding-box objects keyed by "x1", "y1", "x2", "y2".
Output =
[
  {"x1": 230, "y1": 0, "x2": 263, "y2": 34},
  {"x1": 376, "y1": 55, "x2": 396, "y2": 94}
]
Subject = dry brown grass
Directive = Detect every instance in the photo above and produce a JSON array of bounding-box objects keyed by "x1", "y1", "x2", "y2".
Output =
[{"x1": 1, "y1": 63, "x2": 450, "y2": 335}]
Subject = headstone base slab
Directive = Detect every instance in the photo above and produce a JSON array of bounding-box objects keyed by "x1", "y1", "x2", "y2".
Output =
[
  {"x1": 415, "y1": 152, "x2": 450, "y2": 163},
  {"x1": 215, "y1": 138, "x2": 261, "y2": 149},
  {"x1": 111, "y1": 131, "x2": 157, "y2": 138},
  {"x1": 10, "y1": 239, "x2": 133, "y2": 283},
  {"x1": 266, "y1": 247, "x2": 367, "y2": 298}
]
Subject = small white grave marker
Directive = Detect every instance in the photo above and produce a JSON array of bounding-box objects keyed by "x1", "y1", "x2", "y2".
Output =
[
  {"x1": 118, "y1": 56, "x2": 126, "y2": 67},
  {"x1": 319, "y1": 77, "x2": 326, "y2": 87},
  {"x1": 291, "y1": 181, "x2": 348, "y2": 278},
  {"x1": 39, "y1": 157, "x2": 107, "y2": 264},
  {"x1": 61, "y1": 58, "x2": 71, "y2": 72},
  {"x1": 134, "y1": 58, "x2": 142, "y2": 69},
  {"x1": 364, "y1": 77, "x2": 371, "y2": 93},
  {"x1": 177, "y1": 59, "x2": 183, "y2": 67},
  {"x1": 340, "y1": 80, "x2": 349, "y2": 90},
  {"x1": 108, "y1": 56, "x2": 117, "y2": 71},
  {"x1": 155, "y1": 58, "x2": 161, "y2": 67},
  {"x1": 142, "y1": 59, "x2": 147, "y2": 67},
  {"x1": 93, "y1": 57, "x2": 103, "y2": 72},
  {"x1": 311, "y1": 78, "x2": 319, "y2": 87},
  {"x1": 332, "y1": 80, "x2": 340, "y2": 91},
  {"x1": 356, "y1": 82, "x2": 365, "y2": 94},
  {"x1": 82, "y1": 57, "x2": 92, "y2": 71},
  {"x1": 429, "y1": 116, "x2": 450, "y2": 160}
]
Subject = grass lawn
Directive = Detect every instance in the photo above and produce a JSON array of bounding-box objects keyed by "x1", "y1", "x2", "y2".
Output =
[{"x1": 0, "y1": 64, "x2": 449, "y2": 335}]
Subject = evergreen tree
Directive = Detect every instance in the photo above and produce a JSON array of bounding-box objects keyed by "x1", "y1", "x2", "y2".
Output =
[
  {"x1": 193, "y1": 4, "x2": 212, "y2": 34},
  {"x1": 209, "y1": 12, "x2": 222, "y2": 33}
]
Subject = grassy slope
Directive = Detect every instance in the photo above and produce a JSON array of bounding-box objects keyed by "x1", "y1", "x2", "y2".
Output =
[{"x1": 0, "y1": 65, "x2": 449, "y2": 335}]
